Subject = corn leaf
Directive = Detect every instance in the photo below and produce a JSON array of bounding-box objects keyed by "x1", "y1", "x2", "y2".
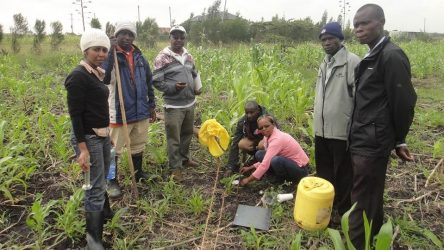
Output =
[
  {"x1": 374, "y1": 219, "x2": 393, "y2": 250},
  {"x1": 327, "y1": 228, "x2": 346, "y2": 250}
]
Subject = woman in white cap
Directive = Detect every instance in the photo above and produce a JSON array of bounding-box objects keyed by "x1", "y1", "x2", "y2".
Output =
[{"x1": 65, "y1": 28, "x2": 111, "y2": 250}]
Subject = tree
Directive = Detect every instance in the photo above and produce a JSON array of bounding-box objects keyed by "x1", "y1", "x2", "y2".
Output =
[
  {"x1": 344, "y1": 19, "x2": 353, "y2": 41},
  {"x1": 90, "y1": 17, "x2": 101, "y2": 29},
  {"x1": 11, "y1": 13, "x2": 28, "y2": 53},
  {"x1": 319, "y1": 10, "x2": 328, "y2": 28},
  {"x1": 337, "y1": 14, "x2": 343, "y2": 27},
  {"x1": 136, "y1": 18, "x2": 159, "y2": 48},
  {"x1": 33, "y1": 19, "x2": 46, "y2": 53},
  {"x1": 0, "y1": 24, "x2": 3, "y2": 44},
  {"x1": 50, "y1": 21, "x2": 64, "y2": 49},
  {"x1": 105, "y1": 22, "x2": 115, "y2": 37}
]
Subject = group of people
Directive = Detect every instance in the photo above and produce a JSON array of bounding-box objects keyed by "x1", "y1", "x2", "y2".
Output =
[
  {"x1": 223, "y1": 4, "x2": 417, "y2": 249},
  {"x1": 66, "y1": 23, "x2": 200, "y2": 249},
  {"x1": 65, "y1": 3, "x2": 417, "y2": 250}
]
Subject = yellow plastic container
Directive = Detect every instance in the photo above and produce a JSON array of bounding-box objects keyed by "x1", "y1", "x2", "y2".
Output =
[{"x1": 294, "y1": 176, "x2": 334, "y2": 231}]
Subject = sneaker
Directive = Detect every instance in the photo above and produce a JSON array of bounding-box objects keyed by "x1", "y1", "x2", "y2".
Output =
[
  {"x1": 106, "y1": 179, "x2": 122, "y2": 199},
  {"x1": 182, "y1": 160, "x2": 199, "y2": 167}
]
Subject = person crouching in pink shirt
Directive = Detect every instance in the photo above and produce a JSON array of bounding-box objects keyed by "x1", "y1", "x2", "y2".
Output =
[{"x1": 240, "y1": 115, "x2": 309, "y2": 186}]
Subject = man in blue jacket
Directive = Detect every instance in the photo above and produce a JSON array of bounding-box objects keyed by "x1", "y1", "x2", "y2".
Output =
[
  {"x1": 349, "y1": 4, "x2": 417, "y2": 248},
  {"x1": 103, "y1": 21, "x2": 156, "y2": 198}
]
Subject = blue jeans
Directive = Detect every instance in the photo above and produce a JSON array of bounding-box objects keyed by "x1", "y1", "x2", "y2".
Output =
[
  {"x1": 255, "y1": 150, "x2": 308, "y2": 183},
  {"x1": 71, "y1": 133, "x2": 111, "y2": 212}
]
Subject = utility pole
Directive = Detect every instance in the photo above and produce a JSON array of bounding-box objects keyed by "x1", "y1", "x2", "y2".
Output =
[
  {"x1": 73, "y1": 0, "x2": 92, "y2": 32},
  {"x1": 169, "y1": 6, "x2": 172, "y2": 27},
  {"x1": 338, "y1": 0, "x2": 350, "y2": 30},
  {"x1": 138, "y1": 5, "x2": 141, "y2": 22},
  {"x1": 222, "y1": 0, "x2": 227, "y2": 22},
  {"x1": 70, "y1": 13, "x2": 74, "y2": 33},
  {"x1": 423, "y1": 18, "x2": 426, "y2": 33}
]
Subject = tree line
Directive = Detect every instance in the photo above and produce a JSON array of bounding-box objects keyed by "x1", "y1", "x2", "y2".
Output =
[{"x1": 0, "y1": 1, "x2": 353, "y2": 53}]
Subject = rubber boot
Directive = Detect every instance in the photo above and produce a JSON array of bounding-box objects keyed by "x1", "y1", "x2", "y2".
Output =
[
  {"x1": 103, "y1": 194, "x2": 114, "y2": 224},
  {"x1": 85, "y1": 211, "x2": 104, "y2": 250},
  {"x1": 106, "y1": 156, "x2": 122, "y2": 199},
  {"x1": 132, "y1": 153, "x2": 149, "y2": 182}
]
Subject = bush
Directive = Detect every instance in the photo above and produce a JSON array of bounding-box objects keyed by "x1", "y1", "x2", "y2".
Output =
[{"x1": 50, "y1": 21, "x2": 64, "y2": 49}]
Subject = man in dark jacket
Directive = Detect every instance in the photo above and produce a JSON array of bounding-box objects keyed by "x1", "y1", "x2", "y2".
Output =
[
  {"x1": 225, "y1": 101, "x2": 268, "y2": 175},
  {"x1": 103, "y1": 21, "x2": 156, "y2": 198},
  {"x1": 349, "y1": 4, "x2": 417, "y2": 249}
]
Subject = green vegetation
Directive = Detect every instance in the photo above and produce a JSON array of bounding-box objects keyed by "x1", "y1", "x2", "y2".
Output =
[{"x1": 0, "y1": 35, "x2": 442, "y2": 249}]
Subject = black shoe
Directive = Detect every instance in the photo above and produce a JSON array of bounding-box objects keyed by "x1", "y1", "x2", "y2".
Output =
[
  {"x1": 132, "y1": 153, "x2": 149, "y2": 182},
  {"x1": 85, "y1": 211, "x2": 104, "y2": 250},
  {"x1": 107, "y1": 179, "x2": 122, "y2": 199}
]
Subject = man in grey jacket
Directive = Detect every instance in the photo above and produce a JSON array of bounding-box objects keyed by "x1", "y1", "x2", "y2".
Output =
[
  {"x1": 153, "y1": 25, "x2": 202, "y2": 180},
  {"x1": 313, "y1": 22, "x2": 360, "y2": 222}
]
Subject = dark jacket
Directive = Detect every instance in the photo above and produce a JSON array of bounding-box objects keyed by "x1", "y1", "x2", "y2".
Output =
[
  {"x1": 349, "y1": 37, "x2": 417, "y2": 157},
  {"x1": 103, "y1": 45, "x2": 155, "y2": 124},
  {"x1": 65, "y1": 65, "x2": 110, "y2": 143},
  {"x1": 226, "y1": 105, "x2": 269, "y2": 168}
]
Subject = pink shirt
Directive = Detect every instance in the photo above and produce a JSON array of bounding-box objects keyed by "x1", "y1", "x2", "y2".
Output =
[{"x1": 252, "y1": 127, "x2": 309, "y2": 179}]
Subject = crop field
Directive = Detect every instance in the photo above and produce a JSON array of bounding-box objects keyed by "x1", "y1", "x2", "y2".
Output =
[{"x1": 0, "y1": 36, "x2": 443, "y2": 249}]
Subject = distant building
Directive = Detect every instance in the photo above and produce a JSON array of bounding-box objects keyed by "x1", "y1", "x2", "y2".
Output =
[{"x1": 390, "y1": 30, "x2": 444, "y2": 40}]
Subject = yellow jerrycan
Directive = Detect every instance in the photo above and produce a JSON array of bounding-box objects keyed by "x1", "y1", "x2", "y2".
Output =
[{"x1": 294, "y1": 176, "x2": 334, "y2": 231}]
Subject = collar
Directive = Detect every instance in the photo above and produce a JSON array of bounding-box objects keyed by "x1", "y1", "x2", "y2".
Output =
[
  {"x1": 364, "y1": 36, "x2": 386, "y2": 58},
  {"x1": 164, "y1": 46, "x2": 189, "y2": 56},
  {"x1": 324, "y1": 46, "x2": 347, "y2": 66},
  {"x1": 117, "y1": 45, "x2": 134, "y2": 55},
  {"x1": 80, "y1": 60, "x2": 105, "y2": 80}
]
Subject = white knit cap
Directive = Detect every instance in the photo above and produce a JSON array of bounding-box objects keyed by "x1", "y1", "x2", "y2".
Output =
[
  {"x1": 80, "y1": 28, "x2": 110, "y2": 52},
  {"x1": 114, "y1": 21, "x2": 137, "y2": 37}
]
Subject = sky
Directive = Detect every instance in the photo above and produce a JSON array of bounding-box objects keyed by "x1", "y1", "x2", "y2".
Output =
[{"x1": 1, "y1": 0, "x2": 443, "y2": 34}]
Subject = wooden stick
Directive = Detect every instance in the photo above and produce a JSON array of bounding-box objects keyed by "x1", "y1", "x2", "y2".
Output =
[
  {"x1": 113, "y1": 48, "x2": 139, "y2": 199},
  {"x1": 391, "y1": 225, "x2": 400, "y2": 247},
  {"x1": 200, "y1": 157, "x2": 222, "y2": 249},
  {"x1": 425, "y1": 158, "x2": 443, "y2": 188},
  {"x1": 396, "y1": 191, "x2": 433, "y2": 206},
  {"x1": 414, "y1": 174, "x2": 417, "y2": 193},
  {"x1": 213, "y1": 193, "x2": 226, "y2": 250}
]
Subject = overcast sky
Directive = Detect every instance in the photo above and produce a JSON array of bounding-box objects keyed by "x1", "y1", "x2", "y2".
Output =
[{"x1": 1, "y1": 0, "x2": 442, "y2": 34}]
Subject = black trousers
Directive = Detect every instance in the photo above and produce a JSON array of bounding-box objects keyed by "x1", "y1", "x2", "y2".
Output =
[
  {"x1": 315, "y1": 136, "x2": 352, "y2": 215},
  {"x1": 349, "y1": 154, "x2": 389, "y2": 250}
]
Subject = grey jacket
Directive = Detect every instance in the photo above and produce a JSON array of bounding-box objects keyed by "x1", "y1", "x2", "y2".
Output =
[{"x1": 314, "y1": 46, "x2": 360, "y2": 140}]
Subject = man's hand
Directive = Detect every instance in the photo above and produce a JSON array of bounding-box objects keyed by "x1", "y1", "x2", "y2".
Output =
[
  {"x1": 149, "y1": 108, "x2": 157, "y2": 122},
  {"x1": 175, "y1": 82, "x2": 187, "y2": 91},
  {"x1": 395, "y1": 146, "x2": 414, "y2": 161},
  {"x1": 109, "y1": 36, "x2": 117, "y2": 51}
]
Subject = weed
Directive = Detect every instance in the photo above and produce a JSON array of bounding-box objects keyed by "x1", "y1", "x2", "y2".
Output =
[
  {"x1": 25, "y1": 193, "x2": 58, "y2": 249},
  {"x1": 55, "y1": 188, "x2": 84, "y2": 241},
  {"x1": 187, "y1": 188, "x2": 206, "y2": 216}
]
